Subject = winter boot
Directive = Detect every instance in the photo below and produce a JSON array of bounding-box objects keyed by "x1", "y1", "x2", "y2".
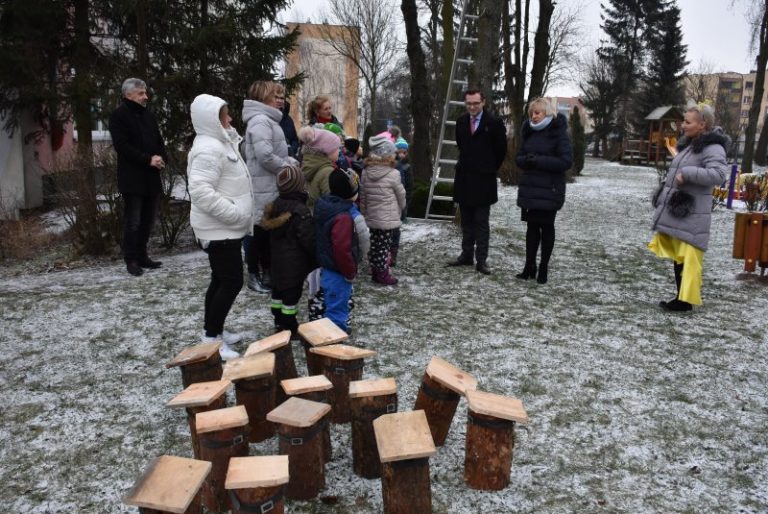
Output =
[
  {"x1": 281, "y1": 305, "x2": 299, "y2": 340},
  {"x1": 536, "y1": 263, "x2": 549, "y2": 284},
  {"x1": 271, "y1": 300, "x2": 283, "y2": 331},
  {"x1": 372, "y1": 269, "x2": 398, "y2": 285},
  {"x1": 248, "y1": 272, "x2": 270, "y2": 293},
  {"x1": 515, "y1": 261, "x2": 537, "y2": 280}
]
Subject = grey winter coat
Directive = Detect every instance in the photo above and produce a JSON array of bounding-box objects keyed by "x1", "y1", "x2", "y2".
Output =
[
  {"x1": 651, "y1": 129, "x2": 730, "y2": 251},
  {"x1": 242, "y1": 99, "x2": 299, "y2": 225},
  {"x1": 359, "y1": 163, "x2": 406, "y2": 230}
]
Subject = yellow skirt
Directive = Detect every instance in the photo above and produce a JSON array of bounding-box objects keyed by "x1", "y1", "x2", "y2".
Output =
[{"x1": 648, "y1": 233, "x2": 704, "y2": 305}]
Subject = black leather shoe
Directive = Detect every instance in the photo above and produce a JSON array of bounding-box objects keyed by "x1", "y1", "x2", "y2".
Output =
[
  {"x1": 138, "y1": 257, "x2": 163, "y2": 269},
  {"x1": 127, "y1": 261, "x2": 144, "y2": 276},
  {"x1": 536, "y1": 265, "x2": 548, "y2": 284},
  {"x1": 476, "y1": 262, "x2": 491, "y2": 275},
  {"x1": 660, "y1": 299, "x2": 692, "y2": 312},
  {"x1": 446, "y1": 257, "x2": 473, "y2": 267}
]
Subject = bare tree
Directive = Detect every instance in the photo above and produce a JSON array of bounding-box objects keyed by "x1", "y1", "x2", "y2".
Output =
[
  {"x1": 318, "y1": 0, "x2": 401, "y2": 127},
  {"x1": 683, "y1": 59, "x2": 718, "y2": 104},
  {"x1": 542, "y1": 4, "x2": 583, "y2": 94},
  {"x1": 740, "y1": 0, "x2": 768, "y2": 172},
  {"x1": 581, "y1": 49, "x2": 620, "y2": 158}
]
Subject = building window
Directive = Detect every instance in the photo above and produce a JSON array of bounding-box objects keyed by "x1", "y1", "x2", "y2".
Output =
[
  {"x1": 742, "y1": 110, "x2": 750, "y2": 118},
  {"x1": 744, "y1": 96, "x2": 752, "y2": 104},
  {"x1": 746, "y1": 81, "x2": 754, "y2": 89}
]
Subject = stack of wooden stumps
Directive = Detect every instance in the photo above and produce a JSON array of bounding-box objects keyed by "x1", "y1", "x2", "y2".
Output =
[{"x1": 122, "y1": 318, "x2": 528, "y2": 513}]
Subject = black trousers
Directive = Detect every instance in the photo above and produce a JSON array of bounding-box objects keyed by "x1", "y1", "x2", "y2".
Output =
[
  {"x1": 204, "y1": 239, "x2": 244, "y2": 337},
  {"x1": 122, "y1": 193, "x2": 160, "y2": 263},
  {"x1": 459, "y1": 203, "x2": 491, "y2": 264},
  {"x1": 246, "y1": 225, "x2": 271, "y2": 274}
]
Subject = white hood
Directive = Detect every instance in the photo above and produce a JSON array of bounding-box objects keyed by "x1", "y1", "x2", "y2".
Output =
[{"x1": 191, "y1": 94, "x2": 230, "y2": 142}]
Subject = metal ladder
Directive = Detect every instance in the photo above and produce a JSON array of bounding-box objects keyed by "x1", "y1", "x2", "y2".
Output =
[{"x1": 424, "y1": 0, "x2": 478, "y2": 220}]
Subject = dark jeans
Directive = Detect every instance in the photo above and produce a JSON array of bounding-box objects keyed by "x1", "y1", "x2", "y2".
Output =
[
  {"x1": 459, "y1": 204, "x2": 491, "y2": 264},
  {"x1": 204, "y1": 239, "x2": 244, "y2": 337},
  {"x1": 247, "y1": 225, "x2": 271, "y2": 274},
  {"x1": 122, "y1": 193, "x2": 160, "y2": 263}
]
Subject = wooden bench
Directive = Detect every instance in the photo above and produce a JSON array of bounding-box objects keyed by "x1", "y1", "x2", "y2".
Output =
[
  {"x1": 297, "y1": 318, "x2": 349, "y2": 375},
  {"x1": 350, "y1": 377, "x2": 398, "y2": 478},
  {"x1": 373, "y1": 410, "x2": 436, "y2": 514},
  {"x1": 413, "y1": 356, "x2": 477, "y2": 445},
  {"x1": 225, "y1": 456, "x2": 289, "y2": 514},
  {"x1": 166, "y1": 342, "x2": 223, "y2": 388},
  {"x1": 464, "y1": 390, "x2": 529, "y2": 490},
  {"x1": 123, "y1": 455, "x2": 211, "y2": 514},
  {"x1": 267, "y1": 397, "x2": 331, "y2": 500},
  {"x1": 195, "y1": 405, "x2": 250, "y2": 512},
  {"x1": 281, "y1": 375, "x2": 334, "y2": 462},
  {"x1": 311, "y1": 344, "x2": 377, "y2": 423},
  {"x1": 244, "y1": 331, "x2": 297, "y2": 405},
  {"x1": 166, "y1": 380, "x2": 231, "y2": 459},
  {"x1": 222, "y1": 353, "x2": 276, "y2": 443}
]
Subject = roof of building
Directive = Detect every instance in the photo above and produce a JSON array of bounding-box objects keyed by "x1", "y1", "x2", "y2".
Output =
[{"x1": 645, "y1": 106, "x2": 685, "y2": 121}]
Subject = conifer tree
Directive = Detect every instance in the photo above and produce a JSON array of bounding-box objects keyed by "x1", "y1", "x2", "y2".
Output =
[{"x1": 570, "y1": 106, "x2": 586, "y2": 175}]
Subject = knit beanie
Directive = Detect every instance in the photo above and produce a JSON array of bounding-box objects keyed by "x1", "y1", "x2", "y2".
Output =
[
  {"x1": 276, "y1": 164, "x2": 305, "y2": 194},
  {"x1": 395, "y1": 137, "x2": 409, "y2": 150},
  {"x1": 298, "y1": 126, "x2": 341, "y2": 156},
  {"x1": 368, "y1": 134, "x2": 397, "y2": 158},
  {"x1": 328, "y1": 168, "x2": 359, "y2": 200},
  {"x1": 344, "y1": 137, "x2": 360, "y2": 155},
  {"x1": 323, "y1": 122, "x2": 345, "y2": 139}
]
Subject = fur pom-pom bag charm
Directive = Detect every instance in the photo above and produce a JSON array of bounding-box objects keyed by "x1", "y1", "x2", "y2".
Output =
[{"x1": 667, "y1": 189, "x2": 695, "y2": 218}]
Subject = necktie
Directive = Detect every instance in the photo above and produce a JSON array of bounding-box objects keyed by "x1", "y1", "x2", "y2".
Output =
[{"x1": 471, "y1": 115, "x2": 478, "y2": 134}]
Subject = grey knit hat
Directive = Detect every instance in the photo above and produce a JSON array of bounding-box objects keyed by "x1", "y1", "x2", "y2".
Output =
[
  {"x1": 276, "y1": 164, "x2": 305, "y2": 194},
  {"x1": 368, "y1": 134, "x2": 397, "y2": 158}
]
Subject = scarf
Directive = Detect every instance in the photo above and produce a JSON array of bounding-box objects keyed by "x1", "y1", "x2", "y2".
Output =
[{"x1": 529, "y1": 116, "x2": 553, "y2": 131}]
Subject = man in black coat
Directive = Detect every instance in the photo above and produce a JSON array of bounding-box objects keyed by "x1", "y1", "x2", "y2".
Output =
[
  {"x1": 447, "y1": 88, "x2": 507, "y2": 274},
  {"x1": 109, "y1": 78, "x2": 167, "y2": 276}
]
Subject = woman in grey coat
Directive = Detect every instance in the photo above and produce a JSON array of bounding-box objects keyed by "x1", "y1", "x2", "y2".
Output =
[
  {"x1": 649, "y1": 104, "x2": 729, "y2": 311},
  {"x1": 243, "y1": 81, "x2": 299, "y2": 293}
]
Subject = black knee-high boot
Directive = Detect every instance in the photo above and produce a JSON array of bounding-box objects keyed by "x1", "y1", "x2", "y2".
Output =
[
  {"x1": 660, "y1": 262, "x2": 692, "y2": 311},
  {"x1": 516, "y1": 223, "x2": 540, "y2": 279},
  {"x1": 537, "y1": 223, "x2": 555, "y2": 284}
]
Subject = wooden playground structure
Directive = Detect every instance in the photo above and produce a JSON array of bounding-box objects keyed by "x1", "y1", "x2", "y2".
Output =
[{"x1": 621, "y1": 106, "x2": 685, "y2": 167}]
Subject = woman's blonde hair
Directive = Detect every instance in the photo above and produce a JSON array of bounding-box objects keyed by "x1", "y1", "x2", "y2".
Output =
[
  {"x1": 363, "y1": 155, "x2": 397, "y2": 168},
  {"x1": 306, "y1": 95, "x2": 331, "y2": 120},
  {"x1": 248, "y1": 81, "x2": 284, "y2": 104},
  {"x1": 527, "y1": 97, "x2": 554, "y2": 117},
  {"x1": 686, "y1": 102, "x2": 715, "y2": 130}
]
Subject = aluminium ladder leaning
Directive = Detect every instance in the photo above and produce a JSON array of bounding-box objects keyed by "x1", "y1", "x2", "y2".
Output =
[{"x1": 424, "y1": 1, "x2": 479, "y2": 220}]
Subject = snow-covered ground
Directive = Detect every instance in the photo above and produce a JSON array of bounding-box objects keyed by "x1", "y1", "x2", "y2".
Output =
[{"x1": 1, "y1": 158, "x2": 766, "y2": 513}]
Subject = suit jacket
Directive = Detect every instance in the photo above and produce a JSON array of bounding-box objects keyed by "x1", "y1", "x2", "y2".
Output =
[
  {"x1": 453, "y1": 109, "x2": 507, "y2": 206},
  {"x1": 108, "y1": 99, "x2": 167, "y2": 196}
]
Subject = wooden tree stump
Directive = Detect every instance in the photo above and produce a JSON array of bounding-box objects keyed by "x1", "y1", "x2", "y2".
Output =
[
  {"x1": 245, "y1": 331, "x2": 297, "y2": 406},
  {"x1": 350, "y1": 377, "x2": 398, "y2": 478},
  {"x1": 123, "y1": 455, "x2": 211, "y2": 514},
  {"x1": 373, "y1": 410, "x2": 436, "y2": 514},
  {"x1": 281, "y1": 375, "x2": 334, "y2": 463},
  {"x1": 166, "y1": 342, "x2": 223, "y2": 389},
  {"x1": 223, "y1": 353, "x2": 276, "y2": 443},
  {"x1": 267, "y1": 397, "x2": 331, "y2": 500},
  {"x1": 464, "y1": 390, "x2": 529, "y2": 490},
  {"x1": 413, "y1": 356, "x2": 477, "y2": 446},
  {"x1": 166, "y1": 380, "x2": 231, "y2": 460},
  {"x1": 226, "y1": 456, "x2": 289, "y2": 514},
  {"x1": 312, "y1": 344, "x2": 377, "y2": 423},
  {"x1": 195, "y1": 406, "x2": 250, "y2": 512},
  {"x1": 298, "y1": 318, "x2": 349, "y2": 375}
]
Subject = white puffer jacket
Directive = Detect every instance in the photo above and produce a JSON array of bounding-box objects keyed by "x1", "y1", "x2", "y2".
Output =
[
  {"x1": 188, "y1": 94, "x2": 254, "y2": 241},
  {"x1": 359, "y1": 163, "x2": 406, "y2": 230},
  {"x1": 242, "y1": 99, "x2": 299, "y2": 225}
]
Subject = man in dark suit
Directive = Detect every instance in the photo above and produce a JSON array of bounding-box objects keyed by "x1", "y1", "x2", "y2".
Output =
[
  {"x1": 447, "y1": 87, "x2": 507, "y2": 274},
  {"x1": 109, "y1": 78, "x2": 167, "y2": 276}
]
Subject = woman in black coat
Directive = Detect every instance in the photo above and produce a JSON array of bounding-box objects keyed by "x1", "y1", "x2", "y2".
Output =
[{"x1": 515, "y1": 98, "x2": 573, "y2": 284}]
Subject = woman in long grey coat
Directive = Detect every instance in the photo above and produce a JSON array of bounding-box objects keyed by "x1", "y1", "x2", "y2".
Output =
[
  {"x1": 242, "y1": 81, "x2": 299, "y2": 293},
  {"x1": 649, "y1": 104, "x2": 729, "y2": 311}
]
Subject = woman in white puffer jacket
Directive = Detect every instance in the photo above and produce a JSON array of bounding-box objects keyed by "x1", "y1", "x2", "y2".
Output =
[{"x1": 188, "y1": 94, "x2": 253, "y2": 360}]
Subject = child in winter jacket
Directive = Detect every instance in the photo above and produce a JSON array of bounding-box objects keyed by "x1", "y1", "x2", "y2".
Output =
[
  {"x1": 359, "y1": 135, "x2": 406, "y2": 285},
  {"x1": 314, "y1": 168, "x2": 369, "y2": 333},
  {"x1": 261, "y1": 164, "x2": 316, "y2": 337},
  {"x1": 391, "y1": 137, "x2": 413, "y2": 267}
]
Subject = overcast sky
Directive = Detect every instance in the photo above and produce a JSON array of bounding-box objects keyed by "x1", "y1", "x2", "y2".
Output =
[{"x1": 279, "y1": 0, "x2": 755, "y2": 97}]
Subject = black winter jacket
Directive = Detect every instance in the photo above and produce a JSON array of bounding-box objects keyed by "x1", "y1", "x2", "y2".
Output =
[
  {"x1": 261, "y1": 192, "x2": 316, "y2": 290},
  {"x1": 516, "y1": 114, "x2": 573, "y2": 212},
  {"x1": 453, "y1": 110, "x2": 508, "y2": 206},
  {"x1": 108, "y1": 99, "x2": 167, "y2": 196}
]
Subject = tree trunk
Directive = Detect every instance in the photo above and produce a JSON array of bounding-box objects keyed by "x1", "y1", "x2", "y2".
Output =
[
  {"x1": 742, "y1": 1, "x2": 768, "y2": 174},
  {"x1": 474, "y1": 0, "x2": 503, "y2": 107},
  {"x1": 527, "y1": 0, "x2": 554, "y2": 102},
  {"x1": 135, "y1": 0, "x2": 148, "y2": 77},
  {"x1": 402, "y1": 0, "x2": 433, "y2": 182},
  {"x1": 755, "y1": 117, "x2": 768, "y2": 165}
]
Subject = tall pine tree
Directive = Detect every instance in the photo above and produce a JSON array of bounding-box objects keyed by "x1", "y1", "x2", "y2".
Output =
[{"x1": 634, "y1": 1, "x2": 688, "y2": 129}]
